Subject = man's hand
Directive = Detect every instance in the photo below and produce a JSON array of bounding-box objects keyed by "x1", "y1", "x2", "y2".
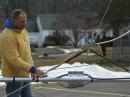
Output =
[{"x1": 34, "y1": 68, "x2": 46, "y2": 77}]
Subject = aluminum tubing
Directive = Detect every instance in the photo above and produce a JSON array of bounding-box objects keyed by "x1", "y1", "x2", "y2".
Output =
[{"x1": 0, "y1": 77, "x2": 130, "y2": 82}]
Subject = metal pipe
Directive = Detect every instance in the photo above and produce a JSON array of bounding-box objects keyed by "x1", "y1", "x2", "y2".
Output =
[{"x1": 0, "y1": 77, "x2": 130, "y2": 82}]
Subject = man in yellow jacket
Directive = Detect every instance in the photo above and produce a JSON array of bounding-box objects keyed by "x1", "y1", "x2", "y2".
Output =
[{"x1": 0, "y1": 9, "x2": 45, "y2": 97}]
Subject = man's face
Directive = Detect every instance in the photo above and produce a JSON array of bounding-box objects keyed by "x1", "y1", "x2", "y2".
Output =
[{"x1": 13, "y1": 13, "x2": 27, "y2": 30}]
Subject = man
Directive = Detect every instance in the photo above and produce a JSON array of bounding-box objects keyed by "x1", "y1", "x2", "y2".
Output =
[{"x1": 0, "y1": 9, "x2": 45, "y2": 97}]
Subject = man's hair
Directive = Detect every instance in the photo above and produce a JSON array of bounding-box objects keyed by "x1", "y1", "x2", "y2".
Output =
[{"x1": 10, "y1": 9, "x2": 26, "y2": 20}]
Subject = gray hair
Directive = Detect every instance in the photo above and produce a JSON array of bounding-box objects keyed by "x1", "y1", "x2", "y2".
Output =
[{"x1": 10, "y1": 9, "x2": 26, "y2": 20}]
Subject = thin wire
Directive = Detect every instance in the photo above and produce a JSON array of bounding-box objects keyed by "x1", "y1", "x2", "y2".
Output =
[
  {"x1": 3, "y1": 83, "x2": 30, "y2": 97},
  {"x1": 97, "y1": 0, "x2": 113, "y2": 29},
  {"x1": 82, "y1": 0, "x2": 113, "y2": 51},
  {"x1": 95, "y1": 0, "x2": 113, "y2": 56}
]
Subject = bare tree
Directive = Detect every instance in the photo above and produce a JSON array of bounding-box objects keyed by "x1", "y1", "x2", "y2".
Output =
[
  {"x1": 54, "y1": 12, "x2": 87, "y2": 48},
  {"x1": 99, "y1": 0, "x2": 130, "y2": 38},
  {"x1": 50, "y1": 0, "x2": 99, "y2": 47}
]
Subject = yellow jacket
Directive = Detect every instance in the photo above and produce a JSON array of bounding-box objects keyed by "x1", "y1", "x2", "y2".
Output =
[{"x1": 0, "y1": 28, "x2": 33, "y2": 77}]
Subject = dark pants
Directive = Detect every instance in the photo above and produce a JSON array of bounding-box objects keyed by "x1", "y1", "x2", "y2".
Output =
[{"x1": 5, "y1": 82, "x2": 33, "y2": 97}]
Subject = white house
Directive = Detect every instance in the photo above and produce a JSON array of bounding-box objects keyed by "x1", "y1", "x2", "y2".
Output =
[
  {"x1": 31, "y1": 13, "x2": 113, "y2": 47},
  {"x1": 36, "y1": 14, "x2": 91, "y2": 47},
  {"x1": 37, "y1": 14, "x2": 63, "y2": 47}
]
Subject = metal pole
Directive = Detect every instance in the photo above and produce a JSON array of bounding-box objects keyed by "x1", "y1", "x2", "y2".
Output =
[{"x1": 0, "y1": 77, "x2": 130, "y2": 82}]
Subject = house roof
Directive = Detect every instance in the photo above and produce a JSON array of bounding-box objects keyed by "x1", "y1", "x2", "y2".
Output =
[
  {"x1": 37, "y1": 13, "x2": 98, "y2": 30},
  {"x1": 37, "y1": 14, "x2": 65, "y2": 30}
]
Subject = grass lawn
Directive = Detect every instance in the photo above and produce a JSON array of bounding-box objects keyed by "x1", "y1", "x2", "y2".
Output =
[{"x1": 32, "y1": 47, "x2": 115, "y2": 67}]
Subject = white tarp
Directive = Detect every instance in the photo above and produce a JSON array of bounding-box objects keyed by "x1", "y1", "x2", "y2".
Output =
[{"x1": 0, "y1": 62, "x2": 130, "y2": 86}]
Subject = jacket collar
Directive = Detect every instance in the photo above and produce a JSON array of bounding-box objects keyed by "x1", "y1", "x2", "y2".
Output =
[
  {"x1": 5, "y1": 18, "x2": 23, "y2": 33},
  {"x1": 5, "y1": 18, "x2": 16, "y2": 29}
]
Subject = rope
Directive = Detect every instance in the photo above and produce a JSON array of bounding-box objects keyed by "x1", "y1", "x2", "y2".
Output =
[{"x1": 96, "y1": 30, "x2": 130, "y2": 45}]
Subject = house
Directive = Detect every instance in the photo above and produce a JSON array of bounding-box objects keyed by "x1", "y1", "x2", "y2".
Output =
[
  {"x1": 36, "y1": 14, "x2": 63, "y2": 47},
  {"x1": 36, "y1": 13, "x2": 97, "y2": 47}
]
